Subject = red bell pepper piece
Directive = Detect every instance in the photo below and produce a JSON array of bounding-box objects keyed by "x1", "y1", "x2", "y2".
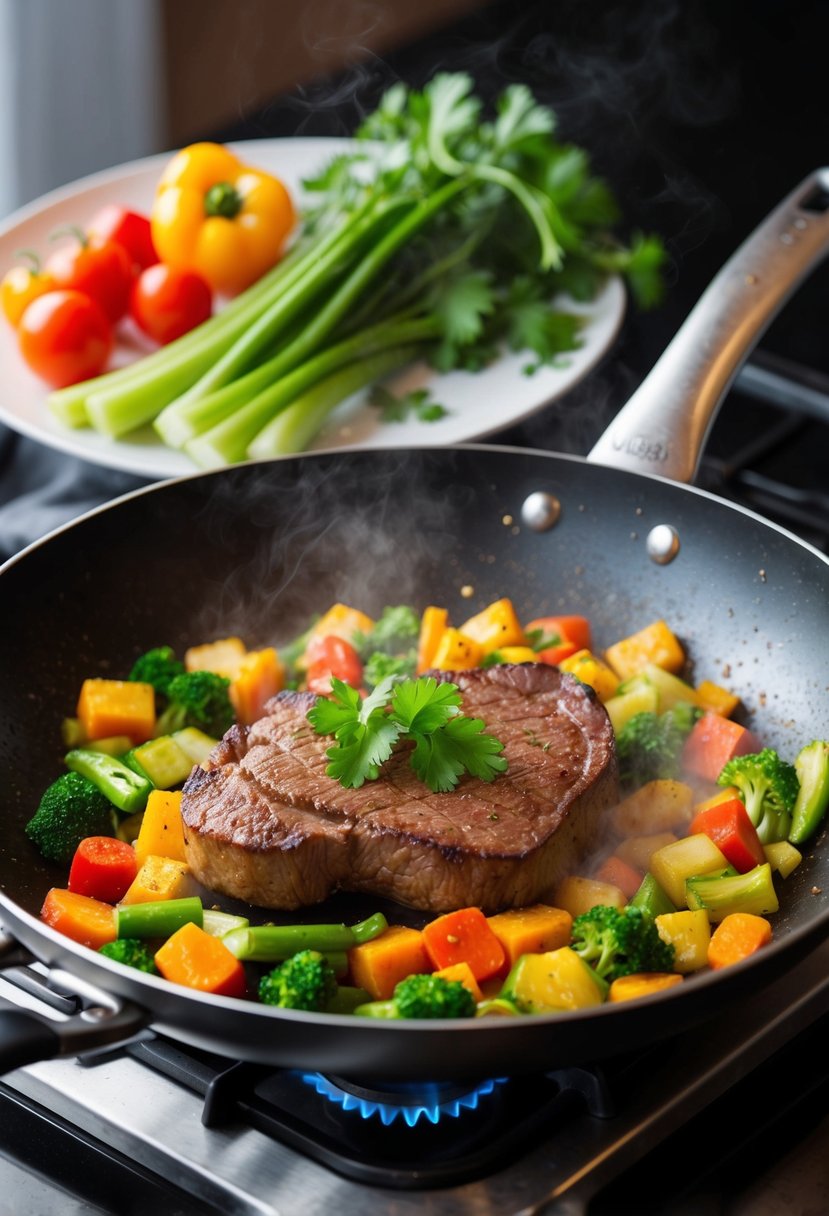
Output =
[
  {"x1": 536, "y1": 640, "x2": 580, "y2": 666},
  {"x1": 681, "y1": 713, "x2": 761, "y2": 784},
  {"x1": 68, "y1": 836, "x2": 138, "y2": 904},
  {"x1": 689, "y1": 797, "x2": 766, "y2": 873},
  {"x1": 525, "y1": 614, "x2": 593, "y2": 652}
]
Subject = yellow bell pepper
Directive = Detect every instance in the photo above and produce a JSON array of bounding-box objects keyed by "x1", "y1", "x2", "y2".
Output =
[{"x1": 151, "y1": 142, "x2": 295, "y2": 295}]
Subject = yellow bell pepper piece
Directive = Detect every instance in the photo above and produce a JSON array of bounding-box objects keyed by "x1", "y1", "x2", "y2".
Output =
[
  {"x1": 552, "y1": 875, "x2": 627, "y2": 919},
  {"x1": 430, "y1": 628, "x2": 485, "y2": 670},
  {"x1": 604, "y1": 619, "x2": 685, "y2": 680},
  {"x1": 151, "y1": 142, "x2": 295, "y2": 295},
  {"x1": 558, "y1": 649, "x2": 620, "y2": 701},
  {"x1": 417, "y1": 606, "x2": 449, "y2": 673},
  {"x1": 655, "y1": 910, "x2": 712, "y2": 973},
  {"x1": 229, "y1": 647, "x2": 284, "y2": 725},
  {"x1": 77, "y1": 679, "x2": 155, "y2": 745},
  {"x1": 459, "y1": 598, "x2": 527, "y2": 654},
  {"x1": 185, "y1": 636, "x2": 247, "y2": 677},
  {"x1": 611, "y1": 779, "x2": 694, "y2": 837},
  {"x1": 134, "y1": 791, "x2": 187, "y2": 866},
  {"x1": 120, "y1": 855, "x2": 195, "y2": 905},
  {"x1": 495, "y1": 646, "x2": 539, "y2": 664},
  {"x1": 695, "y1": 679, "x2": 740, "y2": 717}
]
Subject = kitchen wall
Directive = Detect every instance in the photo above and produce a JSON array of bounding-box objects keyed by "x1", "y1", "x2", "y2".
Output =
[
  {"x1": 0, "y1": 0, "x2": 484, "y2": 219},
  {"x1": 161, "y1": 0, "x2": 486, "y2": 147}
]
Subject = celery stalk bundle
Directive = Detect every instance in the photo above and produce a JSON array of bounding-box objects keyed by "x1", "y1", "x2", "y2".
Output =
[{"x1": 48, "y1": 73, "x2": 664, "y2": 468}]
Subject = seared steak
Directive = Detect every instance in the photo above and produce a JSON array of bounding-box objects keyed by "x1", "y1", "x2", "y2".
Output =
[{"x1": 181, "y1": 664, "x2": 618, "y2": 914}]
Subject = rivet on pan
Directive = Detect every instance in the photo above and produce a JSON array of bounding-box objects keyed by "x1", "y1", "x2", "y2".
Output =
[
  {"x1": 521, "y1": 492, "x2": 561, "y2": 531},
  {"x1": 646, "y1": 524, "x2": 680, "y2": 565}
]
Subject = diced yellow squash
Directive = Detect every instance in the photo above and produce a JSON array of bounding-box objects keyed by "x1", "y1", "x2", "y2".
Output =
[
  {"x1": 430, "y1": 628, "x2": 485, "y2": 670},
  {"x1": 552, "y1": 875, "x2": 626, "y2": 919},
  {"x1": 763, "y1": 840, "x2": 802, "y2": 879},
  {"x1": 172, "y1": 728, "x2": 218, "y2": 767},
  {"x1": 655, "y1": 910, "x2": 712, "y2": 973},
  {"x1": 501, "y1": 947, "x2": 607, "y2": 1012},
  {"x1": 417, "y1": 606, "x2": 449, "y2": 673},
  {"x1": 77, "y1": 679, "x2": 156, "y2": 744},
  {"x1": 120, "y1": 854, "x2": 194, "y2": 905},
  {"x1": 134, "y1": 790, "x2": 187, "y2": 866},
  {"x1": 459, "y1": 598, "x2": 527, "y2": 654},
  {"x1": 184, "y1": 637, "x2": 247, "y2": 677},
  {"x1": 605, "y1": 680, "x2": 659, "y2": 734},
  {"x1": 615, "y1": 832, "x2": 679, "y2": 871},
  {"x1": 611, "y1": 780, "x2": 695, "y2": 838},
  {"x1": 604, "y1": 620, "x2": 685, "y2": 680},
  {"x1": 558, "y1": 649, "x2": 620, "y2": 702},
  {"x1": 486, "y1": 905, "x2": 573, "y2": 970},
  {"x1": 84, "y1": 735, "x2": 134, "y2": 756},
  {"x1": 229, "y1": 647, "x2": 284, "y2": 725},
  {"x1": 496, "y1": 646, "x2": 539, "y2": 664},
  {"x1": 130, "y1": 735, "x2": 192, "y2": 789},
  {"x1": 609, "y1": 972, "x2": 683, "y2": 1002},
  {"x1": 649, "y1": 834, "x2": 729, "y2": 908},
  {"x1": 639, "y1": 663, "x2": 700, "y2": 710},
  {"x1": 695, "y1": 679, "x2": 740, "y2": 718}
]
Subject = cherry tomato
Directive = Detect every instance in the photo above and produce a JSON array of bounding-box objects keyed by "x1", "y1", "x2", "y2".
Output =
[
  {"x1": 0, "y1": 255, "x2": 56, "y2": 328},
  {"x1": 46, "y1": 230, "x2": 133, "y2": 322},
  {"x1": 18, "y1": 290, "x2": 113, "y2": 387},
  {"x1": 129, "y1": 263, "x2": 212, "y2": 345},
  {"x1": 88, "y1": 204, "x2": 159, "y2": 272},
  {"x1": 305, "y1": 636, "x2": 364, "y2": 694}
]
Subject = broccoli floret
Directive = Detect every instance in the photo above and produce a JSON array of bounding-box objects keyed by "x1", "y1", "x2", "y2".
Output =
[
  {"x1": 617, "y1": 703, "x2": 702, "y2": 788},
  {"x1": 362, "y1": 651, "x2": 417, "y2": 688},
  {"x1": 128, "y1": 646, "x2": 185, "y2": 699},
  {"x1": 99, "y1": 938, "x2": 158, "y2": 974},
  {"x1": 355, "y1": 973, "x2": 476, "y2": 1019},
  {"x1": 156, "y1": 670, "x2": 234, "y2": 738},
  {"x1": 570, "y1": 904, "x2": 675, "y2": 982},
  {"x1": 26, "y1": 772, "x2": 116, "y2": 864},
  {"x1": 718, "y1": 747, "x2": 799, "y2": 843},
  {"x1": 353, "y1": 605, "x2": 421, "y2": 657},
  {"x1": 258, "y1": 949, "x2": 337, "y2": 1011},
  {"x1": 353, "y1": 606, "x2": 420, "y2": 689}
]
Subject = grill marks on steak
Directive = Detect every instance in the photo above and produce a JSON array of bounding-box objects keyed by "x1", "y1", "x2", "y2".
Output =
[{"x1": 181, "y1": 664, "x2": 619, "y2": 913}]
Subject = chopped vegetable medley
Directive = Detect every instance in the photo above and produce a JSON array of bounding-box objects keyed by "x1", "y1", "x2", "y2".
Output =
[{"x1": 29, "y1": 599, "x2": 829, "y2": 1015}]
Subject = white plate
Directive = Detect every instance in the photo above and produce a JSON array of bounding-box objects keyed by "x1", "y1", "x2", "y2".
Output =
[{"x1": 0, "y1": 138, "x2": 626, "y2": 480}]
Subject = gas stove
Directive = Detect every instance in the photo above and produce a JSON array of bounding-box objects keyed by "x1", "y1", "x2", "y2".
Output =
[{"x1": 0, "y1": 929, "x2": 827, "y2": 1216}]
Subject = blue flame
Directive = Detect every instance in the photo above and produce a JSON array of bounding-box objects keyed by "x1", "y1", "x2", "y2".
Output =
[{"x1": 301, "y1": 1073, "x2": 507, "y2": 1127}]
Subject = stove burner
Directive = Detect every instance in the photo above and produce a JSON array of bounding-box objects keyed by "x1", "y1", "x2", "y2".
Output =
[{"x1": 303, "y1": 1072, "x2": 507, "y2": 1126}]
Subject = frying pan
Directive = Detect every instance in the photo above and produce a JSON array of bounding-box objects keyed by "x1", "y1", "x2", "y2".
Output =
[{"x1": 1, "y1": 171, "x2": 829, "y2": 1083}]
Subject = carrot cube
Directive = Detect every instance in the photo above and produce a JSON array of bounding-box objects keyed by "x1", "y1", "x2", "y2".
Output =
[
  {"x1": 154, "y1": 921, "x2": 246, "y2": 997},
  {"x1": 682, "y1": 714, "x2": 762, "y2": 783},
  {"x1": 422, "y1": 907, "x2": 505, "y2": 982},
  {"x1": 417, "y1": 606, "x2": 449, "y2": 673},
  {"x1": 347, "y1": 925, "x2": 431, "y2": 1000},
  {"x1": 229, "y1": 647, "x2": 284, "y2": 725},
  {"x1": 41, "y1": 888, "x2": 117, "y2": 950},
  {"x1": 609, "y1": 972, "x2": 683, "y2": 1002},
  {"x1": 707, "y1": 912, "x2": 773, "y2": 970}
]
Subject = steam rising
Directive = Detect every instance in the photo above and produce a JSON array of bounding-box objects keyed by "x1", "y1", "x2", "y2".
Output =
[{"x1": 185, "y1": 451, "x2": 481, "y2": 649}]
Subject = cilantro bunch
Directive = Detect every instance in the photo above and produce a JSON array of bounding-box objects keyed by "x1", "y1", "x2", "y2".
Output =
[
  {"x1": 307, "y1": 675, "x2": 508, "y2": 792},
  {"x1": 55, "y1": 73, "x2": 665, "y2": 465}
]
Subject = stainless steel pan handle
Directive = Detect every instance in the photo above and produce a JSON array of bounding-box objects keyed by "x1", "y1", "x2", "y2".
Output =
[{"x1": 588, "y1": 168, "x2": 829, "y2": 482}]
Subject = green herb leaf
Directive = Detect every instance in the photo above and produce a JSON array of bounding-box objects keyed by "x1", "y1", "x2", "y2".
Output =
[{"x1": 307, "y1": 675, "x2": 507, "y2": 792}]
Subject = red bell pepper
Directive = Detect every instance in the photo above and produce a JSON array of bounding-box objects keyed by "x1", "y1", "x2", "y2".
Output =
[
  {"x1": 689, "y1": 797, "x2": 766, "y2": 873},
  {"x1": 68, "y1": 836, "x2": 138, "y2": 904},
  {"x1": 525, "y1": 614, "x2": 592, "y2": 652},
  {"x1": 681, "y1": 713, "x2": 761, "y2": 783}
]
